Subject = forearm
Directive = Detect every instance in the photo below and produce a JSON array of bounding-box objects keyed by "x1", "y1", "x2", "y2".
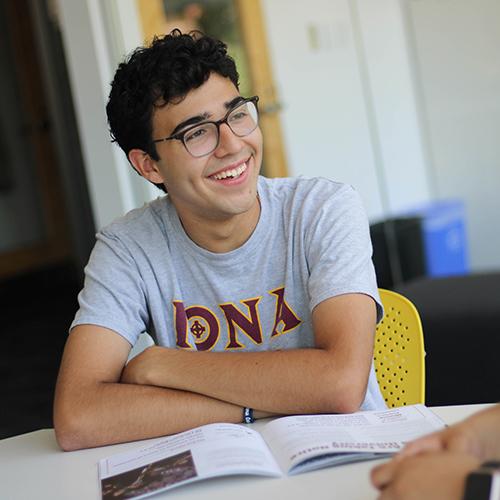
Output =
[
  {"x1": 54, "y1": 381, "x2": 243, "y2": 451},
  {"x1": 400, "y1": 404, "x2": 500, "y2": 462},
  {"x1": 55, "y1": 325, "x2": 276, "y2": 451},
  {"x1": 463, "y1": 405, "x2": 500, "y2": 460},
  {"x1": 136, "y1": 347, "x2": 369, "y2": 414},
  {"x1": 123, "y1": 295, "x2": 375, "y2": 416}
]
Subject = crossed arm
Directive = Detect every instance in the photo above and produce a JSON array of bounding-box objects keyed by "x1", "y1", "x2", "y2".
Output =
[{"x1": 54, "y1": 293, "x2": 376, "y2": 451}]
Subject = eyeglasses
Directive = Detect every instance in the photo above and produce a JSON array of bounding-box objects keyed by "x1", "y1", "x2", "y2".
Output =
[{"x1": 152, "y1": 96, "x2": 259, "y2": 158}]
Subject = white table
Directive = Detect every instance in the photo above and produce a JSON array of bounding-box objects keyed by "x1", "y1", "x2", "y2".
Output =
[{"x1": 0, "y1": 404, "x2": 491, "y2": 500}]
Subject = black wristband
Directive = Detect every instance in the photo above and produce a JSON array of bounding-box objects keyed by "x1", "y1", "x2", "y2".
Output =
[
  {"x1": 243, "y1": 407, "x2": 254, "y2": 424},
  {"x1": 463, "y1": 462, "x2": 500, "y2": 500}
]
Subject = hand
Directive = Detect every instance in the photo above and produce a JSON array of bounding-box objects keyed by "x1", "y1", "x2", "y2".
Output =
[
  {"x1": 371, "y1": 451, "x2": 479, "y2": 500},
  {"x1": 395, "y1": 422, "x2": 482, "y2": 462},
  {"x1": 121, "y1": 345, "x2": 177, "y2": 386}
]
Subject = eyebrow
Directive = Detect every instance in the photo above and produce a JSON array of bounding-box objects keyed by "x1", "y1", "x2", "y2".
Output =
[{"x1": 170, "y1": 96, "x2": 245, "y2": 136}]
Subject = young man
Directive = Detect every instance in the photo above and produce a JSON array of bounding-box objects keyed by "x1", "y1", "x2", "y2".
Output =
[{"x1": 54, "y1": 30, "x2": 385, "y2": 451}]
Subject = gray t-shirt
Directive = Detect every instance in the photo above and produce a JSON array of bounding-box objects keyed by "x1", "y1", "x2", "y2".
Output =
[{"x1": 72, "y1": 176, "x2": 386, "y2": 410}]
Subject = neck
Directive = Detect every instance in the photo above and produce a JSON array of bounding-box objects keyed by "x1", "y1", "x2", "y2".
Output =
[{"x1": 176, "y1": 197, "x2": 261, "y2": 253}]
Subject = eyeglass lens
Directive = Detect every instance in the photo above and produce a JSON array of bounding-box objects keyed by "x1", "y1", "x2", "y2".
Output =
[{"x1": 183, "y1": 100, "x2": 258, "y2": 157}]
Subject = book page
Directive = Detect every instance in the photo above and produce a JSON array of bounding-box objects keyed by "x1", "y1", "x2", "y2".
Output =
[
  {"x1": 261, "y1": 405, "x2": 445, "y2": 474},
  {"x1": 99, "y1": 423, "x2": 281, "y2": 499}
]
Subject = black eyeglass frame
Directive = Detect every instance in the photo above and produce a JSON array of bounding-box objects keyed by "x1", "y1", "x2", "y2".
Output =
[{"x1": 151, "y1": 96, "x2": 260, "y2": 157}]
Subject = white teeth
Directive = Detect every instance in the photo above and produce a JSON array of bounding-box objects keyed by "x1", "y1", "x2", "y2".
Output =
[{"x1": 212, "y1": 163, "x2": 247, "y2": 180}]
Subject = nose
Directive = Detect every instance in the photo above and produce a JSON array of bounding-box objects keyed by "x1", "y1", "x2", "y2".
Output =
[{"x1": 214, "y1": 122, "x2": 243, "y2": 157}]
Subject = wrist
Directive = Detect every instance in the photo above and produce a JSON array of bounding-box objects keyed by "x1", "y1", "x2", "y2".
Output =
[
  {"x1": 253, "y1": 410, "x2": 275, "y2": 419},
  {"x1": 463, "y1": 461, "x2": 500, "y2": 500}
]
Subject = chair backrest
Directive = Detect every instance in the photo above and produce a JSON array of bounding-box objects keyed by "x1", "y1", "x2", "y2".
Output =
[{"x1": 374, "y1": 289, "x2": 425, "y2": 408}]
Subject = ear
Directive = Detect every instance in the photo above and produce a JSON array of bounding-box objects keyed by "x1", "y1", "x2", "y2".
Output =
[{"x1": 128, "y1": 149, "x2": 165, "y2": 184}]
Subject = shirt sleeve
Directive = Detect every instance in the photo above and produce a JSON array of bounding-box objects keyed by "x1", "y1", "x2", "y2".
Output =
[
  {"x1": 70, "y1": 229, "x2": 149, "y2": 345},
  {"x1": 304, "y1": 182, "x2": 383, "y2": 322}
]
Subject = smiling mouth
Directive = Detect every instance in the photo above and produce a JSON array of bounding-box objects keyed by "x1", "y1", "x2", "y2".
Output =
[{"x1": 210, "y1": 162, "x2": 248, "y2": 181}]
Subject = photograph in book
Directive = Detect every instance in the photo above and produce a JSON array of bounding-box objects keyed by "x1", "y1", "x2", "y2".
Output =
[
  {"x1": 99, "y1": 423, "x2": 281, "y2": 500},
  {"x1": 101, "y1": 450, "x2": 197, "y2": 499},
  {"x1": 98, "y1": 405, "x2": 446, "y2": 500}
]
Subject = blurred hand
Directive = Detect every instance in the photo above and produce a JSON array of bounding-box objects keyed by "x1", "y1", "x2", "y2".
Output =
[
  {"x1": 396, "y1": 423, "x2": 482, "y2": 461},
  {"x1": 371, "y1": 451, "x2": 479, "y2": 500}
]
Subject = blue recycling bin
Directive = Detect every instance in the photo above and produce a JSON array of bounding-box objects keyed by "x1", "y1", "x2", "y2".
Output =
[{"x1": 402, "y1": 200, "x2": 469, "y2": 277}]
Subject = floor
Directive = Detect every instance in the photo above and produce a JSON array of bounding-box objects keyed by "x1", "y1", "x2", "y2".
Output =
[{"x1": 0, "y1": 261, "x2": 81, "y2": 439}]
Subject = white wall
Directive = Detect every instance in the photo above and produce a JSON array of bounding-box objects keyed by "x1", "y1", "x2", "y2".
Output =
[
  {"x1": 355, "y1": 0, "x2": 434, "y2": 212},
  {"x1": 261, "y1": 0, "x2": 433, "y2": 221},
  {"x1": 56, "y1": 0, "x2": 157, "y2": 230},
  {"x1": 408, "y1": 0, "x2": 500, "y2": 271},
  {"x1": 262, "y1": 0, "x2": 385, "y2": 220}
]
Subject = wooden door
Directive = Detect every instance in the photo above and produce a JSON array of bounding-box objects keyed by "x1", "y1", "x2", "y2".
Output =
[
  {"x1": 136, "y1": 0, "x2": 288, "y2": 178},
  {"x1": 0, "y1": 0, "x2": 71, "y2": 279}
]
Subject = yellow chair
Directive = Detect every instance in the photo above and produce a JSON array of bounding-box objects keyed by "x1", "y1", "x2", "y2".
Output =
[{"x1": 374, "y1": 289, "x2": 425, "y2": 408}]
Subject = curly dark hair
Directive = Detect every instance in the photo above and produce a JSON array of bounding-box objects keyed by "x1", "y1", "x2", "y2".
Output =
[{"x1": 106, "y1": 30, "x2": 239, "y2": 192}]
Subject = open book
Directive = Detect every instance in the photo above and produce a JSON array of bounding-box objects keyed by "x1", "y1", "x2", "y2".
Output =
[{"x1": 99, "y1": 404, "x2": 445, "y2": 499}]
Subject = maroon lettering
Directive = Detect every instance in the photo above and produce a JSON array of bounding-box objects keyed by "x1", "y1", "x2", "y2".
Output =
[
  {"x1": 173, "y1": 288, "x2": 301, "y2": 350},
  {"x1": 269, "y1": 287, "x2": 302, "y2": 337},
  {"x1": 220, "y1": 298, "x2": 263, "y2": 349},
  {"x1": 173, "y1": 301, "x2": 192, "y2": 349},
  {"x1": 173, "y1": 301, "x2": 220, "y2": 351}
]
